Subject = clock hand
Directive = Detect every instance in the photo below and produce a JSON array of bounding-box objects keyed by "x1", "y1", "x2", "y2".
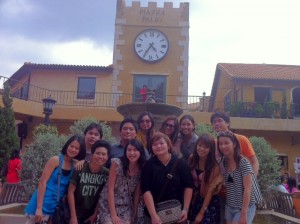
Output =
[
  {"x1": 143, "y1": 44, "x2": 152, "y2": 57},
  {"x1": 150, "y1": 42, "x2": 157, "y2": 52}
]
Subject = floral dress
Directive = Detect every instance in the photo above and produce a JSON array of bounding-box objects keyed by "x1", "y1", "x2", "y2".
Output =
[
  {"x1": 188, "y1": 168, "x2": 220, "y2": 224},
  {"x1": 98, "y1": 158, "x2": 140, "y2": 224}
]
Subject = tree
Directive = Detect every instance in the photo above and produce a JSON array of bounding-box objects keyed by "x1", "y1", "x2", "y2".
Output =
[
  {"x1": 0, "y1": 82, "x2": 19, "y2": 177},
  {"x1": 249, "y1": 136, "x2": 281, "y2": 194}
]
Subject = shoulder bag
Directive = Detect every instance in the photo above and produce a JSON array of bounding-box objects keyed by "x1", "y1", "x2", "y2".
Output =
[
  {"x1": 155, "y1": 159, "x2": 182, "y2": 224},
  {"x1": 52, "y1": 157, "x2": 70, "y2": 224}
]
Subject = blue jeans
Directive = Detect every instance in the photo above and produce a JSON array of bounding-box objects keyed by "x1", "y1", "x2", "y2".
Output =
[{"x1": 225, "y1": 204, "x2": 256, "y2": 223}]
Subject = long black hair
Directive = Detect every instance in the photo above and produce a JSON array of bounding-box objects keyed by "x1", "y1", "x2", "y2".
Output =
[
  {"x1": 217, "y1": 131, "x2": 241, "y2": 169},
  {"x1": 160, "y1": 115, "x2": 179, "y2": 144},
  {"x1": 61, "y1": 135, "x2": 86, "y2": 160},
  {"x1": 137, "y1": 111, "x2": 155, "y2": 149},
  {"x1": 121, "y1": 139, "x2": 146, "y2": 176},
  {"x1": 188, "y1": 134, "x2": 217, "y2": 183}
]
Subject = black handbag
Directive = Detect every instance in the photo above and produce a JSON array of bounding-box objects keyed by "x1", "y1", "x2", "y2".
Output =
[
  {"x1": 52, "y1": 160, "x2": 70, "y2": 224},
  {"x1": 155, "y1": 159, "x2": 182, "y2": 224}
]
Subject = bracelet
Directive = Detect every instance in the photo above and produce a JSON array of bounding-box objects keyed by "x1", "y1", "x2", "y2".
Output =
[{"x1": 182, "y1": 207, "x2": 189, "y2": 212}]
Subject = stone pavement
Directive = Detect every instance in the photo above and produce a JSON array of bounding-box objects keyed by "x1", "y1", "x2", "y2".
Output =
[{"x1": 0, "y1": 214, "x2": 27, "y2": 224}]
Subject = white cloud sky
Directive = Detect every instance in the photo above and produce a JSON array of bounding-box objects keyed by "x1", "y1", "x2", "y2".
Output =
[{"x1": 1, "y1": 0, "x2": 300, "y2": 95}]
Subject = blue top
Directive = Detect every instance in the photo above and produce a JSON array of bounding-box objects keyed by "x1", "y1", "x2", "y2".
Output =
[{"x1": 25, "y1": 154, "x2": 74, "y2": 216}]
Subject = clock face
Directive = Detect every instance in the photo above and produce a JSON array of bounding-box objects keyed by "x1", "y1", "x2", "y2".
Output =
[{"x1": 134, "y1": 29, "x2": 169, "y2": 63}]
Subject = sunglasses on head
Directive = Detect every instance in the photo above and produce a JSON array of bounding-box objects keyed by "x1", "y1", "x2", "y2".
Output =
[
  {"x1": 217, "y1": 131, "x2": 234, "y2": 138},
  {"x1": 227, "y1": 173, "x2": 234, "y2": 183}
]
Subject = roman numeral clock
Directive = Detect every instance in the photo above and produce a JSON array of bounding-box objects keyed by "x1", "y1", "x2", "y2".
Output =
[{"x1": 134, "y1": 29, "x2": 169, "y2": 63}]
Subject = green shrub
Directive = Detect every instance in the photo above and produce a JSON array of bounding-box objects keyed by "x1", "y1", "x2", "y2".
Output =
[
  {"x1": 33, "y1": 124, "x2": 58, "y2": 136},
  {"x1": 195, "y1": 123, "x2": 216, "y2": 137},
  {"x1": 249, "y1": 136, "x2": 281, "y2": 194},
  {"x1": 21, "y1": 132, "x2": 67, "y2": 197}
]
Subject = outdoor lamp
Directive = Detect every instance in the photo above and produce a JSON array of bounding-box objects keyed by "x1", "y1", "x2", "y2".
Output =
[{"x1": 42, "y1": 96, "x2": 56, "y2": 126}]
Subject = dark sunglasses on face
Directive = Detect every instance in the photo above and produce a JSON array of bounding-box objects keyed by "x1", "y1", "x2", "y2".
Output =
[
  {"x1": 163, "y1": 123, "x2": 174, "y2": 128},
  {"x1": 140, "y1": 119, "x2": 151, "y2": 124},
  {"x1": 228, "y1": 173, "x2": 234, "y2": 183}
]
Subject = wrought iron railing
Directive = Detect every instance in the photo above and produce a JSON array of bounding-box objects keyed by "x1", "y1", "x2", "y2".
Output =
[
  {"x1": 224, "y1": 101, "x2": 300, "y2": 119},
  {"x1": 0, "y1": 76, "x2": 204, "y2": 111}
]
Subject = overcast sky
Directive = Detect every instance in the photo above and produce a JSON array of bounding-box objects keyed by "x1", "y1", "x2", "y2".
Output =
[{"x1": 1, "y1": 0, "x2": 300, "y2": 96}]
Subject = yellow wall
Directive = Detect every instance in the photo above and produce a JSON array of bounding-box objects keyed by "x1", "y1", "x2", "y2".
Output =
[{"x1": 113, "y1": 1, "x2": 189, "y2": 108}]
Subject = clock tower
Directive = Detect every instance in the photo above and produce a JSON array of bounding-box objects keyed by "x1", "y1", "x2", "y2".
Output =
[{"x1": 112, "y1": 0, "x2": 189, "y2": 107}]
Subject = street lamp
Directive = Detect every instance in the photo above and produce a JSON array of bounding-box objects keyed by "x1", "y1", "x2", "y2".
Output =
[
  {"x1": 202, "y1": 91, "x2": 206, "y2": 111},
  {"x1": 42, "y1": 96, "x2": 56, "y2": 126}
]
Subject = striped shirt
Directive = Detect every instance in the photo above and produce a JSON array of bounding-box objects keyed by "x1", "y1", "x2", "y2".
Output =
[{"x1": 225, "y1": 157, "x2": 256, "y2": 208}]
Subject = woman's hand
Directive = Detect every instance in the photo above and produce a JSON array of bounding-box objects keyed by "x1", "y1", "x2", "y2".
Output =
[
  {"x1": 178, "y1": 209, "x2": 188, "y2": 223},
  {"x1": 151, "y1": 213, "x2": 162, "y2": 224},
  {"x1": 239, "y1": 212, "x2": 247, "y2": 224},
  {"x1": 194, "y1": 213, "x2": 204, "y2": 224},
  {"x1": 34, "y1": 208, "x2": 43, "y2": 223},
  {"x1": 86, "y1": 213, "x2": 97, "y2": 224},
  {"x1": 74, "y1": 160, "x2": 85, "y2": 170},
  {"x1": 69, "y1": 216, "x2": 78, "y2": 224},
  {"x1": 111, "y1": 215, "x2": 123, "y2": 224}
]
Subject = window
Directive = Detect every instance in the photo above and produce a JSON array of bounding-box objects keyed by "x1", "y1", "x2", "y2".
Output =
[
  {"x1": 133, "y1": 75, "x2": 166, "y2": 103},
  {"x1": 224, "y1": 94, "x2": 231, "y2": 112},
  {"x1": 12, "y1": 82, "x2": 29, "y2": 100},
  {"x1": 77, "y1": 77, "x2": 96, "y2": 99},
  {"x1": 254, "y1": 87, "x2": 271, "y2": 103}
]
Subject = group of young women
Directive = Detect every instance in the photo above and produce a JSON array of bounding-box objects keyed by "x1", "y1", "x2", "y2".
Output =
[{"x1": 24, "y1": 112, "x2": 262, "y2": 224}]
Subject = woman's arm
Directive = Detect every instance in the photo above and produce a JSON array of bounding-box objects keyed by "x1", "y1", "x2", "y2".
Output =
[
  {"x1": 132, "y1": 182, "x2": 141, "y2": 221},
  {"x1": 143, "y1": 191, "x2": 161, "y2": 224},
  {"x1": 240, "y1": 173, "x2": 252, "y2": 224},
  {"x1": 107, "y1": 161, "x2": 122, "y2": 224},
  {"x1": 68, "y1": 183, "x2": 78, "y2": 224},
  {"x1": 35, "y1": 156, "x2": 59, "y2": 223},
  {"x1": 178, "y1": 187, "x2": 193, "y2": 223},
  {"x1": 195, "y1": 167, "x2": 222, "y2": 223}
]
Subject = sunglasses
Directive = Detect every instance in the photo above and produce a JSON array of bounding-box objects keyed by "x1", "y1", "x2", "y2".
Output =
[
  {"x1": 140, "y1": 119, "x2": 151, "y2": 124},
  {"x1": 163, "y1": 123, "x2": 174, "y2": 129},
  {"x1": 227, "y1": 173, "x2": 234, "y2": 183}
]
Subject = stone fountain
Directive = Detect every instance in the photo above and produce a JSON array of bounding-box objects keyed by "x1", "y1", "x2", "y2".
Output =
[{"x1": 117, "y1": 93, "x2": 183, "y2": 125}]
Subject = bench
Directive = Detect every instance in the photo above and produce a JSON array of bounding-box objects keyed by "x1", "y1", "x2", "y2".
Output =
[
  {"x1": 0, "y1": 180, "x2": 30, "y2": 205},
  {"x1": 263, "y1": 190, "x2": 295, "y2": 217}
]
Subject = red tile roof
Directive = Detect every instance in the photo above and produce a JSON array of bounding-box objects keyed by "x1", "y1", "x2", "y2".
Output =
[
  {"x1": 8, "y1": 62, "x2": 113, "y2": 86},
  {"x1": 218, "y1": 63, "x2": 300, "y2": 81}
]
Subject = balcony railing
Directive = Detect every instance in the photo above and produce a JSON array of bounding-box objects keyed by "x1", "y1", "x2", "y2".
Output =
[
  {"x1": 0, "y1": 78, "x2": 204, "y2": 111},
  {"x1": 226, "y1": 101, "x2": 300, "y2": 119}
]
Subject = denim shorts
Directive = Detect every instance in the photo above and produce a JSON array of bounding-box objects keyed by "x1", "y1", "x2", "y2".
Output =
[{"x1": 225, "y1": 204, "x2": 256, "y2": 223}]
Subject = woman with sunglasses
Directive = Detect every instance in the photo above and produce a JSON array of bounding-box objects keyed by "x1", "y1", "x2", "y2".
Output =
[
  {"x1": 159, "y1": 115, "x2": 181, "y2": 155},
  {"x1": 136, "y1": 111, "x2": 155, "y2": 151},
  {"x1": 217, "y1": 131, "x2": 260, "y2": 224}
]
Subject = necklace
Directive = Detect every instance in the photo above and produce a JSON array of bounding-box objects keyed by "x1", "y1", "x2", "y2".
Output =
[{"x1": 163, "y1": 153, "x2": 171, "y2": 166}]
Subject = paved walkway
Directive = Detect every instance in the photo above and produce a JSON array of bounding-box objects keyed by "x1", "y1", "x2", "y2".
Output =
[{"x1": 0, "y1": 214, "x2": 27, "y2": 224}]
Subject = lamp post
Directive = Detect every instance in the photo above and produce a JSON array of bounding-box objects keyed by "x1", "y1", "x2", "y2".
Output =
[
  {"x1": 202, "y1": 91, "x2": 206, "y2": 112},
  {"x1": 42, "y1": 96, "x2": 56, "y2": 126}
]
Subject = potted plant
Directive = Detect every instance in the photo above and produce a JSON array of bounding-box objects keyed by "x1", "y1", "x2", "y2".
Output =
[{"x1": 254, "y1": 103, "x2": 264, "y2": 118}]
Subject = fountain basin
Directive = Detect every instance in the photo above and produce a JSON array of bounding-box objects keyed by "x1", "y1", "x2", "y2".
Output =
[{"x1": 117, "y1": 102, "x2": 183, "y2": 125}]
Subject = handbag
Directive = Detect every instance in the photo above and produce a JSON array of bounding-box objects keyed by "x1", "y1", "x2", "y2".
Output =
[
  {"x1": 154, "y1": 159, "x2": 182, "y2": 224},
  {"x1": 155, "y1": 199, "x2": 181, "y2": 224},
  {"x1": 52, "y1": 159, "x2": 70, "y2": 224}
]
